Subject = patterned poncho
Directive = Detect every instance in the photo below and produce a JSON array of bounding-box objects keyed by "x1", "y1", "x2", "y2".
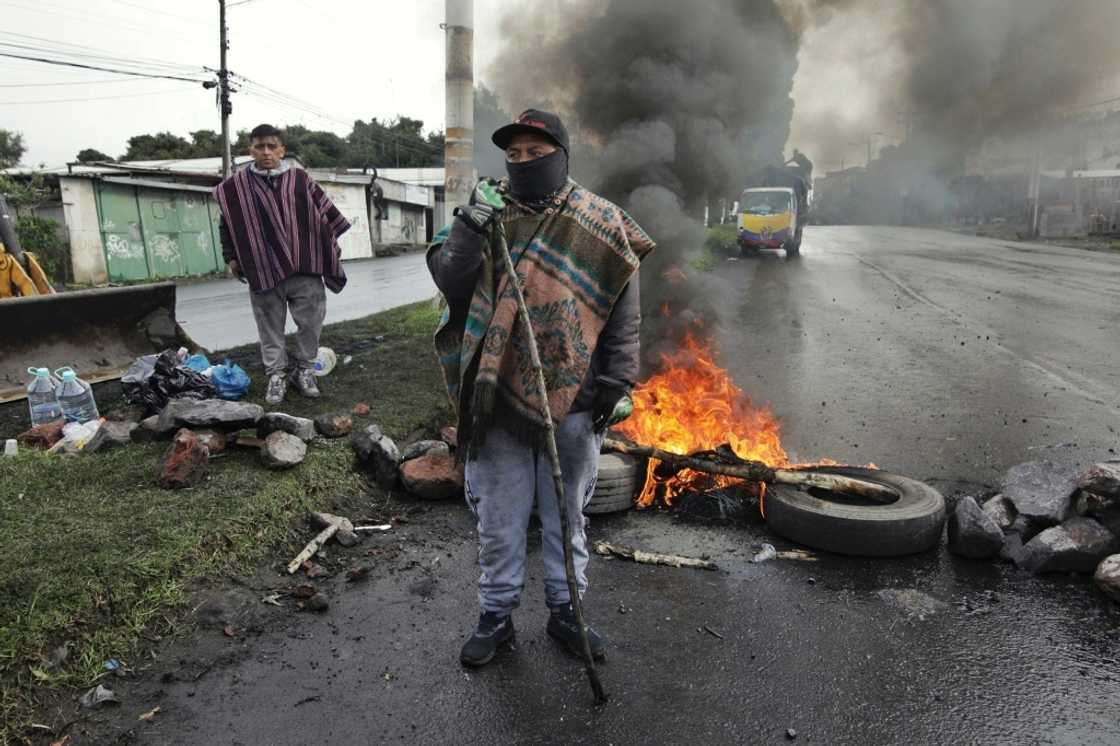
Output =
[
  {"x1": 434, "y1": 180, "x2": 654, "y2": 448},
  {"x1": 213, "y1": 168, "x2": 351, "y2": 294}
]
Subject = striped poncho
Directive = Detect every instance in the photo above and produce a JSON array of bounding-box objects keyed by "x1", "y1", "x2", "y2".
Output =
[
  {"x1": 434, "y1": 179, "x2": 654, "y2": 448},
  {"x1": 213, "y1": 168, "x2": 351, "y2": 294}
]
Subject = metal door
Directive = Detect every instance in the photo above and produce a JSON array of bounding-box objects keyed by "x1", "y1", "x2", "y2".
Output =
[
  {"x1": 96, "y1": 183, "x2": 150, "y2": 282},
  {"x1": 136, "y1": 188, "x2": 184, "y2": 278},
  {"x1": 178, "y1": 192, "x2": 220, "y2": 275}
]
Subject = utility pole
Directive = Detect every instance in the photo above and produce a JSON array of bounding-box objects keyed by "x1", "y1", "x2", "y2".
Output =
[
  {"x1": 444, "y1": 0, "x2": 474, "y2": 227},
  {"x1": 218, "y1": 0, "x2": 232, "y2": 179}
]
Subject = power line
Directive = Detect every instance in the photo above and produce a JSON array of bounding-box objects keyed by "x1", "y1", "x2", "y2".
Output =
[
  {"x1": 0, "y1": 38, "x2": 206, "y2": 76},
  {"x1": 0, "y1": 85, "x2": 201, "y2": 105},
  {"x1": 0, "y1": 76, "x2": 153, "y2": 87},
  {"x1": 0, "y1": 51, "x2": 211, "y2": 84}
]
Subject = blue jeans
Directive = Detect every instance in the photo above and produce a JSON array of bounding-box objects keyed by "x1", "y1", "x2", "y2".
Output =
[{"x1": 463, "y1": 410, "x2": 603, "y2": 614}]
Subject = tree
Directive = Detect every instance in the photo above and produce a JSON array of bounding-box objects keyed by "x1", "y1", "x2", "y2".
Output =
[
  {"x1": 76, "y1": 148, "x2": 113, "y2": 163},
  {"x1": 188, "y1": 130, "x2": 223, "y2": 158},
  {"x1": 0, "y1": 129, "x2": 26, "y2": 169},
  {"x1": 121, "y1": 132, "x2": 194, "y2": 160}
]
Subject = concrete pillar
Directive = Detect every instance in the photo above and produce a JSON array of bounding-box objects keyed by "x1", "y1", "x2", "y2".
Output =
[{"x1": 444, "y1": 0, "x2": 474, "y2": 227}]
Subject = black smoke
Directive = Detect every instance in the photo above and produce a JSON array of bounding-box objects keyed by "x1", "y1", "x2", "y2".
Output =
[{"x1": 488, "y1": 0, "x2": 800, "y2": 360}]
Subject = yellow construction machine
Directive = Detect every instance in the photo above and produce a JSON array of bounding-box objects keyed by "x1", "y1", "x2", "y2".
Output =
[
  {"x1": 0, "y1": 195, "x2": 53, "y2": 298},
  {"x1": 0, "y1": 194, "x2": 197, "y2": 402}
]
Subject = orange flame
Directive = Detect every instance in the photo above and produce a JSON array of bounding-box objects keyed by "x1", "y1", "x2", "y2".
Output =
[{"x1": 616, "y1": 334, "x2": 790, "y2": 507}]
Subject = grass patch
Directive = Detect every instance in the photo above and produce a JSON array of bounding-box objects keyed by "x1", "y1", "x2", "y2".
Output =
[{"x1": 0, "y1": 300, "x2": 451, "y2": 743}]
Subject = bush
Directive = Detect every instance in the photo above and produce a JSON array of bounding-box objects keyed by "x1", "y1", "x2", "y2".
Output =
[
  {"x1": 14, "y1": 216, "x2": 67, "y2": 283},
  {"x1": 704, "y1": 223, "x2": 739, "y2": 254}
]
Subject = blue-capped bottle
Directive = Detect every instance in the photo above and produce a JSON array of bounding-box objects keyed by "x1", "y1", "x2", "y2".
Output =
[
  {"x1": 54, "y1": 367, "x2": 100, "y2": 424},
  {"x1": 26, "y1": 367, "x2": 63, "y2": 426}
]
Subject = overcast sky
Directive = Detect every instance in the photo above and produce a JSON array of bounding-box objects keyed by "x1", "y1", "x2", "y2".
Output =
[{"x1": 1, "y1": 0, "x2": 511, "y2": 166}]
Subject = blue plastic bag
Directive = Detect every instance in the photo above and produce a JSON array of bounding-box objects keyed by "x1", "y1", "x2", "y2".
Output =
[
  {"x1": 184, "y1": 354, "x2": 211, "y2": 373},
  {"x1": 210, "y1": 360, "x2": 251, "y2": 401}
]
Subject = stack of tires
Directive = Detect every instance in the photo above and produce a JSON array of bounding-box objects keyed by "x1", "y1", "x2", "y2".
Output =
[{"x1": 584, "y1": 453, "x2": 644, "y2": 515}]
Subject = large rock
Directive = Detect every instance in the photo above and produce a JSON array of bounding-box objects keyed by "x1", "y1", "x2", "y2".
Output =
[
  {"x1": 350, "y1": 424, "x2": 399, "y2": 487},
  {"x1": 400, "y1": 439, "x2": 450, "y2": 463},
  {"x1": 157, "y1": 429, "x2": 209, "y2": 489},
  {"x1": 947, "y1": 497, "x2": 1004, "y2": 559},
  {"x1": 1075, "y1": 491, "x2": 1120, "y2": 536},
  {"x1": 1017, "y1": 517, "x2": 1120, "y2": 574},
  {"x1": 257, "y1": 412, "x2": 316, "y2": 442},
  {"x1": 261, "y1": 431, "x2": 306, "y2": 470},
  {"x1": 17, "y1": 419, "x2": 65, "y2": 450},
  {"x1": 1001, "y1": 460, "x2": 1079, "y2": 527},
  {"x1": 314, "y1": 413, "x2": 352, "y2": 439},
  {"x1": 84, "y1": 421, "x2": 137, "y2": 453},
  {"x1": 1078, "y1": 461, "x2": 1120, "y2": 499},
  {"x1": 400, "y1": 451, "x2": 464, "y2": 500},
  {"x1": 981, "y1": 494, "x2": 1017, "y2": 532},
  {"x1": 157, "y1": 399, "x2": 263, "y2": 434},
  {"x1": 1094, "y1": 554, "x2": 1120, "y2": 603}
]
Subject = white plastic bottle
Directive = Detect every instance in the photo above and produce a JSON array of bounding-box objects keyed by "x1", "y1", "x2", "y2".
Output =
[
  {"x1": 54, "y1": 367, "x2": 100, "y2": 424},
  {"x1": 313, "y1": 346, "x2": 337, "y2": 377},
  {"x1": 26, "y1": 367, "x2": 64, "y2": 426}
]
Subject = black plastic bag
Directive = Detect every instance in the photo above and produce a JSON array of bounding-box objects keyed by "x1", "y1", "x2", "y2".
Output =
[{"x1": 122, "y1": 349, "x2": 216, "y2": 413}]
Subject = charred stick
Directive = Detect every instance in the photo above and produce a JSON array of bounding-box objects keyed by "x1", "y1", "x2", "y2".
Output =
[
  {"x1": 602, "y1": 438, "x2": 897, "y2": 503},
  {"x1": 594, "y1": 541, "x2": 718, "y2": 570}
]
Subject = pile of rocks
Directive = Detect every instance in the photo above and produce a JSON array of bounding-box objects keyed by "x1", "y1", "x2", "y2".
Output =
[
  {"x1": 16, "y1": 398, "x2": 359, "y2": 489},
  {"x1": 948, "y1": 459, "x2": 1120, "y2": 601},
  {"x1": 350, "y1": 424, "x2": 463, "y2": 501}
]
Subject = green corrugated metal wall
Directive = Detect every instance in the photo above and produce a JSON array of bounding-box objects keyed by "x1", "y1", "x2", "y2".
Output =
[{"x1": 95, "y1": 182, "x2": 223, "y2": 283}]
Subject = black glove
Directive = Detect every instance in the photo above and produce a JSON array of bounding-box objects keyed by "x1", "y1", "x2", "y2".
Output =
[
  {"x1": 592, "y1": 383, "x2": 633, "y2": 434},
  {"x1": 454, "y1": 202, "x2": 498, "y2": 234}
]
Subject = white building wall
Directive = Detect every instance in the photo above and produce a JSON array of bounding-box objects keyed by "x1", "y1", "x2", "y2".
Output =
[
  {"x1": 318, "y1": 181, "x2": 373, "y2": 261},
  {"x1": 59, "y1": 177, "x2": 107, "y2": 285}
]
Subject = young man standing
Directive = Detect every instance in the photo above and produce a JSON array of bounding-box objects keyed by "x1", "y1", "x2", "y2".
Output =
[
  {"x1": 214, "y1": 124, "x2": 351, "y2": 405},
  {"x1": 427, "y1": 110, "x2": 654, "y2": 667}
]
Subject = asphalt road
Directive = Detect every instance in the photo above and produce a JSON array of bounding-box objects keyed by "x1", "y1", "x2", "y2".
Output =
[
  {"x1": 89, "y1": 228, "x2": 1120, "y2": 745},
  {"x1": 175, "y1": 252, "x2": 437, "y2": 351}
]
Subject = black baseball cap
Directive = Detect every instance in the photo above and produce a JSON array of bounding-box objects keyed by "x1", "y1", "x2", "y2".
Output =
[{"x1": 492, "y1": 109, "x2": 570, "y2": 153}]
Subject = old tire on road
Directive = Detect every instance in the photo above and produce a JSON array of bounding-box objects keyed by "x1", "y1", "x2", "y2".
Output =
[
  {"x1": 765, "y1": 466, "x2": 945, "y2": 557},
  {"x1": 585, "y1": 453, "x2": 643, "y2": 515}
]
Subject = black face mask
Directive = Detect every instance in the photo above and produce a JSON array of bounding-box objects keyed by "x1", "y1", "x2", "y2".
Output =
[{"x1": 506, "y1": 149, "x2": 569, "y2": 204}]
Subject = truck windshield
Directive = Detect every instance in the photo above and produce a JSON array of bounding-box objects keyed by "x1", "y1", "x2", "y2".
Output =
[{"x1": 742, "y1": 192, "x2": 791, "y2": 216}]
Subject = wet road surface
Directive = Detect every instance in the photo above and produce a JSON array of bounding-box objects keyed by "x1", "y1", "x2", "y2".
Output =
[
  {"x1": 90, "y1": 228, "x2": 1120, "y2": 745},
  {"x1": 175, "y1": 252, "x2": 436, "y2": 351}
]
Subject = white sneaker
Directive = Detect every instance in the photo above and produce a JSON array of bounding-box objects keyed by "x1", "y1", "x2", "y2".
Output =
[
  {"x1": 292, "y1": 368, "x2": 320, "y2": 398},
  {"x1": 265, "y1": 373, "x2": 288, "y2": 405}
]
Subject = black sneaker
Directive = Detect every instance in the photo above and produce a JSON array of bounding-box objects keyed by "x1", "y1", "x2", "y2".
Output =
[
  {"x1": 547, "y1": 604, "x2": 606, "y2": 661},
  {"x1": 460, "y1": 611, "x2": 515, "y2": 667}
]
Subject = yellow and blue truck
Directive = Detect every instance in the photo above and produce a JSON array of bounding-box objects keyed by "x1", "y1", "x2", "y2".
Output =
[{"x1": 737, "y1": 165, "x2": 809, "y2": 257}]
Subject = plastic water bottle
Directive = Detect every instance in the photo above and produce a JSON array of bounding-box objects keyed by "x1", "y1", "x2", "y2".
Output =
[
  {"x1": 54, "y1": 367, "x2": 100, "y2": 424},
  {"x1": 313, "y1": 347, "x2": 337, "y2": 377},
  {"x1": 26, "y1": 367, "x2": 63, "y2": 426}
]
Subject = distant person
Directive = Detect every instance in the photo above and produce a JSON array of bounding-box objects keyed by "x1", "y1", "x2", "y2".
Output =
[
  {"x1": 787, "y1": 148, "x2": 813, "y2": 181},
  {"x1": 427, "y1": 109, "x2": 654, "y2": 667},
  {"x1": 214, "y1": 124, "x2": 351, "y2": 405}
]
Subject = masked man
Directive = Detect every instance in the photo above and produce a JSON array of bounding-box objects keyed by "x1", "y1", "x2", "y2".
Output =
[
  {"x1": 215, "y1": 123, "x2": 351, "y2": 405},
  {"x1": 427, "y1": 110, "x2": 654, "y2": 667}
]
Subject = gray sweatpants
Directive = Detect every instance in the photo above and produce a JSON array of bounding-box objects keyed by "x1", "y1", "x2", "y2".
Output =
[
  {"x1": 463, "y1": 410, "x2": 604, "y2": 614},
  {"x1": 249, "y1": 275, "x2": 326, "y2": 376}
]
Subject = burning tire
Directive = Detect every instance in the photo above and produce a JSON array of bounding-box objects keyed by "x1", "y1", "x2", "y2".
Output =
[
  {"x1": 765, "y1": 466, "x2": 945, "y2": 557},
  {"x1": 585, "y1": 453, "x2": 643, "y2": 514}
]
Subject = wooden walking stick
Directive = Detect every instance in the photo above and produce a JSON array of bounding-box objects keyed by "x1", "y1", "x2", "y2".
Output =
[{"x1": 492, "y1": 219, "x2": 608, "y2": 704}]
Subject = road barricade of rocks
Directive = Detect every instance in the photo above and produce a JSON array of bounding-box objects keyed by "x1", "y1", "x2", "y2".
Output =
[
  {"x1": 16, "y1": 398, "x2": 464, "y2": 502},
  {"x1": 948, "y1": 459, "x2": 1120, "y2": 602}
]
